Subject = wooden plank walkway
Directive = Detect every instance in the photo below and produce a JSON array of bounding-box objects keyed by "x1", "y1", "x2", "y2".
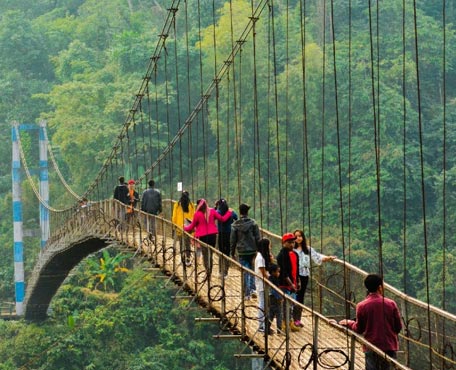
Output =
[
  {"x1": 113, "y1": 218, "x2": 366, "y2": 370},
  {"x1": 24, "y1": 200, "x2": 413, "y2": 369}
]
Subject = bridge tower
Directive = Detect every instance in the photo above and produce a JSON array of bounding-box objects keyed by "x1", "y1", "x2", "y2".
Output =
[{"x1": 11, "y1": 121, "x2": 49, "y2": 315}]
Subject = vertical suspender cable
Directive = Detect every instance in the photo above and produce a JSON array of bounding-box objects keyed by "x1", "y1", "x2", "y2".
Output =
[
  {"x1": 172, "y1": 7, "x2": 183, "y2": 195},
  {"x1": 184, "y1": 0, "x2": 194, "y2": 193},
  {"x1": 401, "y1": 0, "x2": 411, "y2": 365},
  {"x1": 329, "y1": 0, "x2": 349, "y2": 327},
  {"x1": 194, "y1": 0, "x2": 204, "y2": 197},
  {"x1": 153, "y1": 62, "x2": 162, "y2": 183},
  {"x1": 229, "y1": 0, "x2": 242, "y2": 203},
  {"x1": 212, "y1": 0, "x2": 222, "y2": 198},
  {"x1": 163, "y1": 34, "x2": 173, "y2": 199},
  {"x1": 411, "y1": 0, "x2": 433, "y2": 366},
  {"x1": 347, "y1": 0, "x2": 353, "y2": 286},
  {"x1": 368, "y1": 0, "x2": 383, "y2": 273},
  {"x1": 319, "y1": 0, "x2": 326, "y2": 255},
  {"x1": 441, "y1": 0, "x2": 448, "y2": 315},
  {"x1": 270, "y1": 0, "x2": 284, "y2": 233},
  {"x1": 266, "y1": 2, "x2": 272, "y2": 229},
  {"x1": 235, "y1": 43, "x2": 243, "y2": 206},
  {"x1": 251, "y1": 2, "x2": 263, "y2": 224},
  {"x1": 284, "y1": 0, "x2": 290, "y2": 228}
]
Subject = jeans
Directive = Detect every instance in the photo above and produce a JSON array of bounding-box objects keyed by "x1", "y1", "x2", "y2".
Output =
[
  {"x1": 257, "y1": 290, "x2": 265, "y2": 330},
  {"x1": 365, "y1": 351, "x2": 396, "y2": 370},
  {"x1": 199, "y1": 234, "x2": 216, "y2": 276},
  {"x1": 239, "y1": 254, "x2": 256, "y2": 297},
  {"x1": 293, "y1": 275, "x2": 309, "y2": 321},
  {"x1": 218, "y1": 232, "x2": 231, "y2": 275},
  {"x1": 268, "y1": 296, "x2": 282, "y2": 330}
]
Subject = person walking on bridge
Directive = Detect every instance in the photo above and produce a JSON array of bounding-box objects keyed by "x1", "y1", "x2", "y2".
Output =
[
  {"x1": 292, "y1": 229, "x2": 336, "y2": 328},
  {"x1": 339, "y1": 274, "x2": 402, "y2": 370},
  {"x1": 215, "y1": 198, "x2": 238, "y2": 276},
  {"x1": 276, "y1": 233, "x2": 301, "y2": 332},
  {"x1": 141, "y1": 179, "x2": 162, "y2": 240},
  {"x1": 172, "y1": 191, "x2": 195, "y2": 266},
  {"x1": 184, "y1": 198, "x2": 233, "y2": 276},
  {"x1": 113, "y1": 176, "x2": 129, "y2": 222},
  {"x1": 126, "y1": 179, "x2": 139, "y2": 223},
  {"x1": 230, "y1": 203, "x2": 261, "y2": 300}
]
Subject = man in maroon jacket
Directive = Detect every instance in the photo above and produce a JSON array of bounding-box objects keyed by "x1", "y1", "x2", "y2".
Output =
[{"x1": 339, "y1": 274, "x2": 402, "y2": 370}]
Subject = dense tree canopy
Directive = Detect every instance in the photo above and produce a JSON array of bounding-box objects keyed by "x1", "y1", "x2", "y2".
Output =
[{"x1": 0, "y1": 0, "x2": 455, "y2": 366}]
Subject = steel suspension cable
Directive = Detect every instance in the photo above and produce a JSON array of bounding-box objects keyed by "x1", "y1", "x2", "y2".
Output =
[
  {"x1": 368, "y1": 0, "x2": 383, "y2": 274},
  {"x1": 270, "y1": 0, "x2": 284, "y2": 233},
  {"x1": 411, "y1": 0, "x2": 433, "y2": 366},
  {"x1": 319, "y1": 0, "x2": 327, "y2": 257},
  {"x1": 163, "y1": 33, "x2": 174, "y2": 199},
  {"x1": 153, "y1": 59, "x2": 162, "y2": 183},
  {"x1": 441, "y1": 0, "x2": 448, "y2": 317},
  {"x1": 212, "y1": 0, "x2": 222, "y2": 198},
  {"x1": 169, "y1": 7, "x2": 182, "y2": 200},
  {"x1": 231, "y1": 0, "x2": 242, "y2": 206},
  {"x1": 284, "y1": 0, "x2": 290, "y2": 228},
  {"x1": 87, "y1": 0, "x2": 181, "y2": 198},
  {"x1": 266, "y1": 2, "x2": 272, "y2": 229},
  {"x1": 43, "y1": 128, "x2": 81, "y2": 200},
  {"x1": 251, "y1": 2, "x2": 263, "y2": 225},
  {"x1": 13, "y1": 125, "x2": 65, "y2": 212},
  {"x1": 401, "y1": 0, "x2": 411, "y2": 365},
  {"x1": 184, "y1": 0, "x2": 193, "y2": 192},
  {"x1": 329, "y1": 0, "x2": 349, "y2": 325}
]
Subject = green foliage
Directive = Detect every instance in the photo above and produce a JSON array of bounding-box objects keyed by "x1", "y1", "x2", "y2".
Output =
[
  {"x1": 0, "y1": 264, "x2": 245, "y2": 369},
  {"x1": 85, "y1": 249, "x2": 130, "y2": 291},
  {"x1": 0, "y1": 0, "x2": 456, "y2": 366}
]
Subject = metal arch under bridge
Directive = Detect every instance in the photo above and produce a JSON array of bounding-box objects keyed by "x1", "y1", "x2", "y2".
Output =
[{"x1": 23, "y1": 200, "x2": 456, "y2": 370}]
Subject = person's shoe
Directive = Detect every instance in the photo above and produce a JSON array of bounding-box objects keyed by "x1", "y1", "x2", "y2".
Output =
[
  {"x1": 289, "y1": 320, "x2": 301, "y2": 332},
  {"x1": 250, "y1": 290, "x2": 257, "y2": 299},
  {"x1": 294, "y1": 320, "x2": 304, "y2": 327},
  {"x1": 266, "y1": 329, "x2": 275, "y2": 335},
  {"x1": 185, "y1": 258, "x2": 192, "y2": 267},
  {"x1": 258, "y1": 326, "x2": 265, "y2": 333},
  {"x1": 244, "y1": 295, "x2": 251, "y2": 301}
]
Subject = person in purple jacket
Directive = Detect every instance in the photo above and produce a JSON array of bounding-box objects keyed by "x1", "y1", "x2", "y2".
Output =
[
  {"x1": 339, "y1": 274, "x2": 402, "y2": 370},
  {"x1": 184, "y1": 198, "x2": 232, "y2": 276}
]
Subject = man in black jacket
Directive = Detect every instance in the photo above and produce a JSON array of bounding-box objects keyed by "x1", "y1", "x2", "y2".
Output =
[
  {"x1": 113, "y1": 176, "x2": 129, "y2": 222},
  {"x1": 141, "y1": 180, "x2": 162, "y2": 239},
  {"x1": 230, "y1": 203, "x2": 260, "y2": 299}
]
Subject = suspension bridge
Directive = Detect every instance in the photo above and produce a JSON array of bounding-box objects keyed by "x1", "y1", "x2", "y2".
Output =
[{"x1": 5, "y1": 1, "x2": 456, "y2": 369}]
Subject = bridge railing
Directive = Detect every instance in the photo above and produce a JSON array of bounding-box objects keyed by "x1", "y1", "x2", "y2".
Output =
[
  {"x1": 45, "y1": 199, "x2": 452, "y2": 369},
  {"x1": 261, "y1": 225, "x2": 456, "y2": 369}
]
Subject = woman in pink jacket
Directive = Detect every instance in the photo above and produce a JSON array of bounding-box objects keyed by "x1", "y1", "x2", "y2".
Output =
[{"x1": 184, "y1": 198, "x2": 232, "y2": 276}]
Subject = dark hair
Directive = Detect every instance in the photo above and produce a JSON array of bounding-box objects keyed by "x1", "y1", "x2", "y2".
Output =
[
  {"x1": 118, "y1": 176, "x2": 125, "y2": 183},
  {"x1": 216, "y1": 198, "x2": 229, "y2": 215},
  {"x1": 179, "y1": 191, "x2": 191, "y2": 213},
  {"x1": 148, "y1": 180, "x2": 155, "y2": 187},
  {"x1": 364, "y1": 274, "x2": 383, "y2": 293},
  {"x1": 268, "y1": 263, "x2": 280, "y2": 274},
  {"x1": 293, "y1": 229, "x2": 309, "y2": 254},
  {"x1": 239, "y1": 203, "x2": 250, "y2": 216},
  {"x1": 257, "y1": 238, "x2": 271, "y2": 271}
]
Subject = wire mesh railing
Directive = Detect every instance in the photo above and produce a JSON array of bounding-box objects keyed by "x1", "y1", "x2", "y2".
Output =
[{"x1": 28, "y1": 198, "x2": 456, "y2": 368}]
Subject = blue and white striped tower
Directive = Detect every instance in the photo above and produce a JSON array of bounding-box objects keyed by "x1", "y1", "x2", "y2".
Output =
[
  {"x1": 12, "y1": 123, "x2": 24, "y2": 316},
  {"x1": 39, "y1": 121, "x2": 50, "y2": 248}
]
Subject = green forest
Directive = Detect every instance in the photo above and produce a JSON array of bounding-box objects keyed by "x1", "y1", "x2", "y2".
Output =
[{"x1": 0, "y1": 0, "x2": 455, "y2": 368}]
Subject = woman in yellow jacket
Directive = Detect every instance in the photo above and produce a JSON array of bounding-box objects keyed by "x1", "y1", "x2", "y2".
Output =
[{"x1": 172, "y1": 191, "x2": 195, "y2": 266}]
